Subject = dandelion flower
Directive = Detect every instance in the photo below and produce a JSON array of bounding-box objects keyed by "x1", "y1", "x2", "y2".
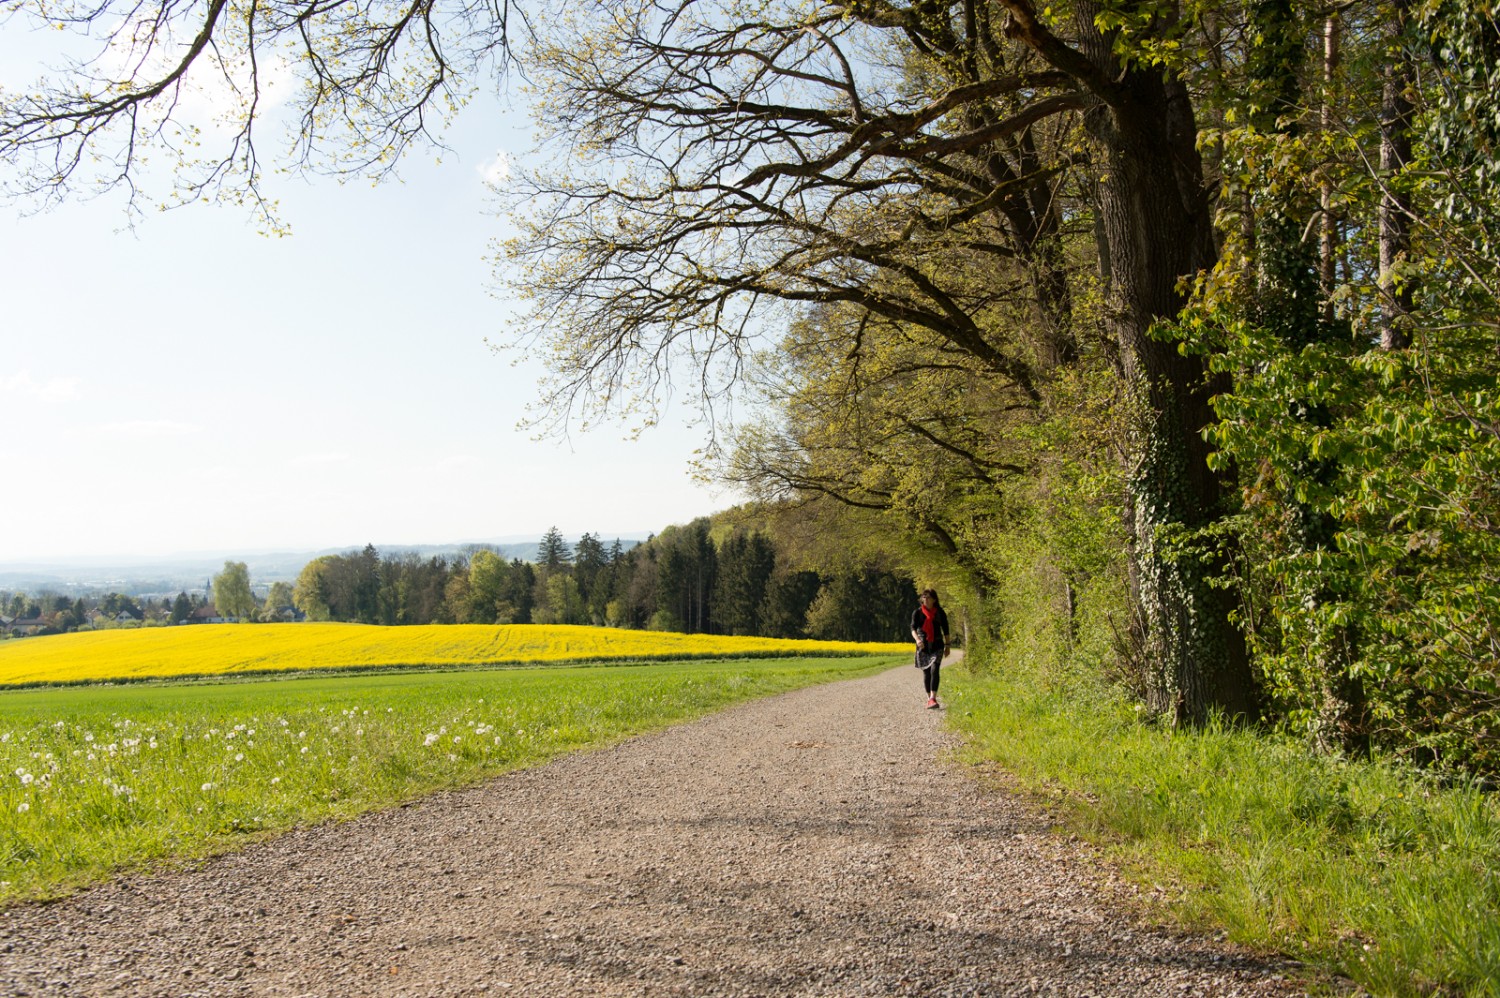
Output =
[
  {"x1": 16, "y1": 802, "x2": 29, "y2": 814},
  {"x1": 201, "y1": 782, "x2": 215, "y2": 791}
]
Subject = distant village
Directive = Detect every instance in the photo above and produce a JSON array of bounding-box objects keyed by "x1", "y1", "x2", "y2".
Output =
[{"x1": 1, "y1": 591, "x2": 306, "y2": 638}]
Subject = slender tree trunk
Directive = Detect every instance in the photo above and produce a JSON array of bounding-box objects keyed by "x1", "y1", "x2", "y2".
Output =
[
  {"x1": 1320, "y1": 14, "x2": 1342, "y2": 323},
  {"x1": 1379, "y1": 0, "x2": 1415, "y2": 351}
]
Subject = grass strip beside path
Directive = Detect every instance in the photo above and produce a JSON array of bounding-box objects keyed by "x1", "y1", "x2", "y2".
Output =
[
  {"x1": 0, "y1": 655, "x2": 899, "y2": 905},
  {"x1": 942, "y1": 664, "x2": 1500, "y2": 997}
]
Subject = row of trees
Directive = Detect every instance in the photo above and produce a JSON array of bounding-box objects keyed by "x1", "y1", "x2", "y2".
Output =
[
  {"x1": 7, "y1": 0, "x2": 1497, "y2": 772},
  {"x1": 287, "y1": 524, "x2": 916, "y2": 643},
  {"x1": 5, "y1": 523, "x2": 920, "y2": 643}
]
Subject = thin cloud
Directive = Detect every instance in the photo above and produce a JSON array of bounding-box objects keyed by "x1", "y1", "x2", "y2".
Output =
[
  {"x1": 289, "y1": 452, "x2": 353, "y2": 469},
  {"x1": 96, "y1": 419, "x2": 200, "y2": 438},
  {"x1": 428, "y1": 454, "x2": 484, "y2": 473},
  {"x1": 99, "y1": 24, "x2": 298, "y2": 129},
  {"x1": 479, "y1": 150, "x2": 512, "y2": 186},
  {"x1": 1, "y1": 371, "x2": 81, "y2": 402}
]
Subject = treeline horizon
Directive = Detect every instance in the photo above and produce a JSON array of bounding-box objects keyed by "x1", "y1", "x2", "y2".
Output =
[
  {"x1": 3, "y1": 518, "x2": 920, "y2": 646},
  {"x1": 288, "y1": 520, "x2": 916, "y2": 644}
]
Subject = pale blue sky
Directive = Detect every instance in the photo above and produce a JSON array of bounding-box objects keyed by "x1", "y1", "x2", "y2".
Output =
[{"x1": 0, "y1": 31, "x2": 733, "y2": 563}]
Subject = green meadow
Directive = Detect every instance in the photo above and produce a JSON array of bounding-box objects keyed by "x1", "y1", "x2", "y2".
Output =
[{"x1": 0, "y1": 654, "x2": 899, "y2": 903}]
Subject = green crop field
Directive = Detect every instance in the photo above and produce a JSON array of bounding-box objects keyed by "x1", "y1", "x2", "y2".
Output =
[{"x1": 0, "y1": 632, "x2": 902, "y2": 905}]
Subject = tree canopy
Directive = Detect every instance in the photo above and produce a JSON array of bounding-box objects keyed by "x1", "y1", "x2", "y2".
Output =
[{"x1": 211, "y1": 560, "x2": 255, "y2": 620}]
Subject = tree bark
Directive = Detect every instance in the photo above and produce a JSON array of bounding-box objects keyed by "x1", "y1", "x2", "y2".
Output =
[
  {"x1": 1070, "y1": 12, "x2": 1257, "y2": 723},
  {"x1": 1320, "y1": 14, "x2": 1341, "y2": 324},
  {"x1": 1379, "y1": 0, "x2": 1415, "y2": 351}
]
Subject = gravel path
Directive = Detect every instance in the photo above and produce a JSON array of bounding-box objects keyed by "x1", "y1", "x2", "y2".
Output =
[{"x1": 0, "y1": 665, "x2": 1306, "y2": 996}]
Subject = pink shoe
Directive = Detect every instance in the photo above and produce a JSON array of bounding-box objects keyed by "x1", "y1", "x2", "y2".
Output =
[{"x1": 925, "y1": 696, "x2": 938, "y2": 709}]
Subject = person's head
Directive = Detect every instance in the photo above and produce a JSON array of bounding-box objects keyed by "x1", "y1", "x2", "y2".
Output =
[{"x1": 918, "y1": 588, "x2": 940, "y2": 608}]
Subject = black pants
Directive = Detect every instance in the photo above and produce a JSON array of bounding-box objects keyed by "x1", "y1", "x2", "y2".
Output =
[{"x1": 922, "y1": 662, "x2": 940, "y2": 695}]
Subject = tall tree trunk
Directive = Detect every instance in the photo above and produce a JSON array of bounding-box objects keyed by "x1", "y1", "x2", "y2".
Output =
[
  {"x1": 1310, "y1": 7, "x2": 1370, "y2": 756},
  {"x1": 1085, "y1": 60, "x2": 1256, "y2": 724},
  {"x1": 1379, "y1": 0, "x2": 1415, "y2": 351},
  {"x1": 997, "y1": 0, "x2": 1257, "y2": 722},
  {"x1": 1320, "y1": 14, "x2": 1342, "y2": 323}
]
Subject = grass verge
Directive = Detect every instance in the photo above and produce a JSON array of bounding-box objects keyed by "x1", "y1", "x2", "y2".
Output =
[
  {"x1": 0, "y1": 654, "x2": 899, "y2": 905},
  {"x1": 942, "y1": 661, "x2": 1500, "y2": 997}
]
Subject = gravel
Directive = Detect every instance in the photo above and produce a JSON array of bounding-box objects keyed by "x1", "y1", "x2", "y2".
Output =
[{"x1": 0, "y1": 665, "x2": 1310, "y2": 996}]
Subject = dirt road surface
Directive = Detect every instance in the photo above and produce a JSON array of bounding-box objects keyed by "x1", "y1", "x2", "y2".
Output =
[{"x1": 0, "y1": 666, "x2": 1306, "y2": 996}]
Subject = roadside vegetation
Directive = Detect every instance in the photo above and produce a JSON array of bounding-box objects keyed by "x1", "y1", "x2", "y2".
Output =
[
  {"x1": 0, "y1": 652, "x2": 899, "y2": 904},
  {"x1": 945, "y1": 659, "x2": 1500, "y2": 997}
]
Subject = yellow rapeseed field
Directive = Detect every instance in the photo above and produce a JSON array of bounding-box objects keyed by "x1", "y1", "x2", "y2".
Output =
[{"x1": 0, "y1": 623, "x2": 910, "y2": 686}]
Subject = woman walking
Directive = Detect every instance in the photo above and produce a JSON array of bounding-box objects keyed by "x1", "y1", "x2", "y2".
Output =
[{"x1": 911, "y1": 589, "x2": 950, "y2": 709}]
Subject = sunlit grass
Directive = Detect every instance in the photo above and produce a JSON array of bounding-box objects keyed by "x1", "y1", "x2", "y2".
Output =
[
  {"x1": 944, "y1": 662, "x2": 1500, "y2": 997},
  {"x1": 0, "y1": 623, "x2": 909, "y2": 686},
  {"x1": 0, "y1": 654, "x2": 900, "y2": 904}
]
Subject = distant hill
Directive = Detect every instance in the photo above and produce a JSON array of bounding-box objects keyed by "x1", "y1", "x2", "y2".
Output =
[{"x1": 0, "y1": 535, "x2": 648, "y2": 598}]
